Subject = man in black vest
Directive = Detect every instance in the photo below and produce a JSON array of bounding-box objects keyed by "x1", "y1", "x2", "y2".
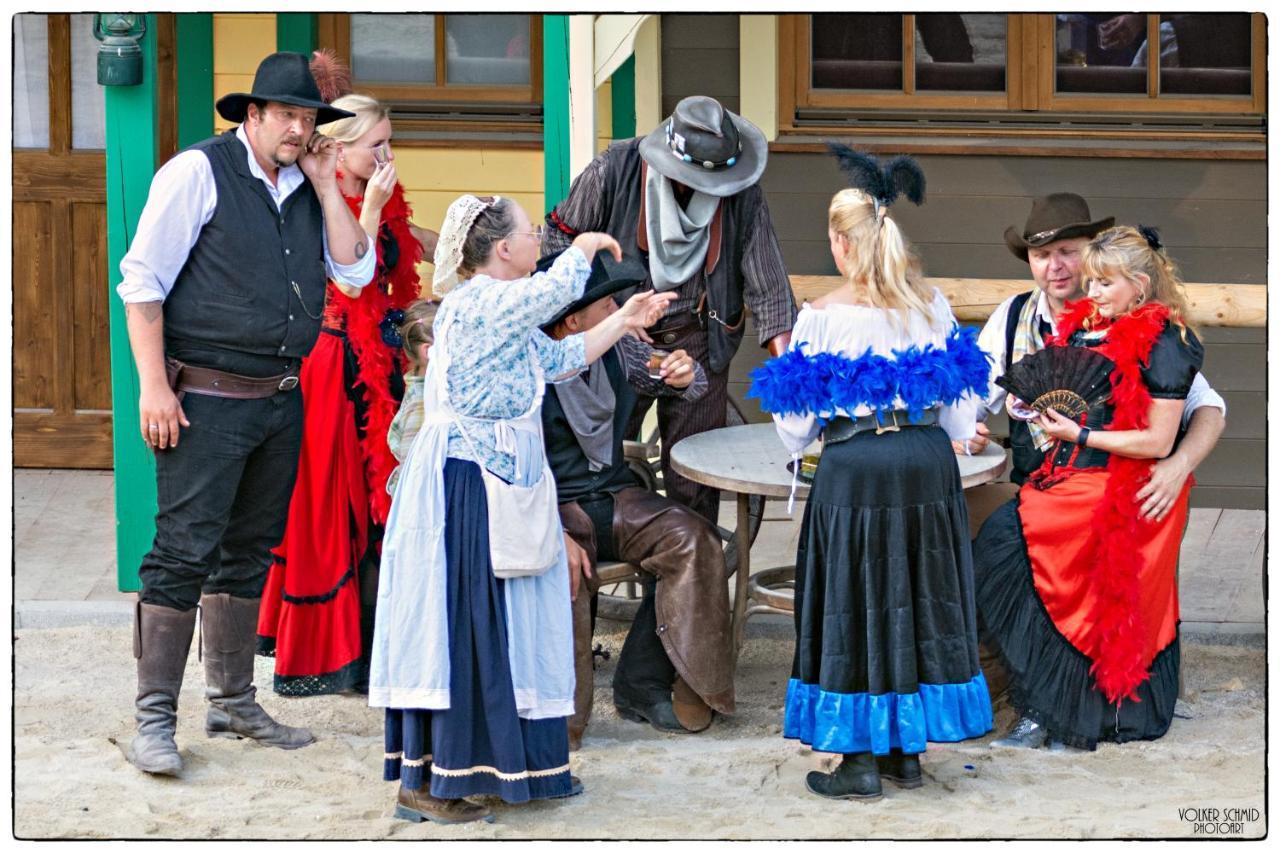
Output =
[
  {"x1": 543, "y1": 96, "x2": 797, "y2": 527},
  {"x1": 116, "y1": 52, "x2": 375, "y2": 776},
  {"x1": 966, "y1": 193, "x2": 1226, "y2": 748},
  {"x1": 539, "y1": 252, "x2": 736, "y2": 749}
]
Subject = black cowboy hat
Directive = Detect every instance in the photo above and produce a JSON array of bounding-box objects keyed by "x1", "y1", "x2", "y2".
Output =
[
  {"x1": 215, "y1": 52, "x2": 355, "y2": 125},
  {"x1": 539, "y1": 251, "x2": 650, "y2": 330},
  {"x1": 638, "y1": 96, "x2": 767, "y2": 197},
  {"x1": 1004, "y1": 193, "x2": 1114, "y2": 262}
]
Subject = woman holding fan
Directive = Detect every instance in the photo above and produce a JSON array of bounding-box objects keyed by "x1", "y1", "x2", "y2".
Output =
[
  {"x1": 975, "y1": 225, "x2": 1204, "y2": 751},
  {"x1": 749, "y1": 147, "x2": 993, "y2": 801}
]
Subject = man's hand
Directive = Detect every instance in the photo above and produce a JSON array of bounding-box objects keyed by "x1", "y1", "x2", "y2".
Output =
[
  {"x1": 952, "y1": 421, "x2": 992, "y2": 457},
  {"x1": 564, "y1": 532, "x2": 593, "y2": 602},
  {"x1": 139, "y1": 380, "x2": 190, "y2": 451},
  {"x1": 766, "y1": 331, "x2": 792, "y2": 358},
  {"x1": 1136, "y1": 454, "x2": 1191, "y2": 522},
  {"x1": 617, "y1": 290, "x2": 678, "y2": 343},
  {"x1": 298, "y1": 133, "x2": 340, "y2": 191},
  {"x1": 659, "y1": 348, "x2": 696, "y2": 388}
]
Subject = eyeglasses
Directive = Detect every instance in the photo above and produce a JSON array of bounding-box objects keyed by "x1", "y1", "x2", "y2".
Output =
[{"x1": 509, "y1": 225, "x2": 544, "y2": 241}]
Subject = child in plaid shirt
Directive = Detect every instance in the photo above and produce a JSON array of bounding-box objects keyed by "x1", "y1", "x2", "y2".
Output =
[{"x1": 386, "y1": 300, "x2": 438, "y2": 495}]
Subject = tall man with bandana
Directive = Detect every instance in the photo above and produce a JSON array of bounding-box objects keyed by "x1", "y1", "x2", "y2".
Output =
[{"x1": 543, "y1": 96, "x2": 797, "y2": 527}]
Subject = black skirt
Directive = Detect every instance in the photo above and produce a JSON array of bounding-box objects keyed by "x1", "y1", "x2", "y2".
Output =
[
  {"x1": 973, "y1": 497, "x2": 1180, "y2": 750},
  {"x1": 783, "y1": 425, "x2": 993, "y2": 755}
]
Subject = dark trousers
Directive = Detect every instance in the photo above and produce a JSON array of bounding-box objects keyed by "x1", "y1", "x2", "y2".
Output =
[
  {"x1": 626, "y1": 323, "x2": 729, "y2": 526},
  {"x1": 138, "y1": 390, "x2": 304, "y2": 612}
]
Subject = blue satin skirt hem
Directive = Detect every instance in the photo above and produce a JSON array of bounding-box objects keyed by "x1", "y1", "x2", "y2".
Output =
[{"x1": 782, "y1": 674, "x2": 994, "y2": 754}]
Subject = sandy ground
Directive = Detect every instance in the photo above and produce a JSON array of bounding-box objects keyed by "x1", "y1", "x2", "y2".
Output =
[{"x1": 13, "y1": 619, "x2": 1265, "y2": 840}]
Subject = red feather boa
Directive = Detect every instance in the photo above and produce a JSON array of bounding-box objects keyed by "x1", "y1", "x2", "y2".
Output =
[
  {"x1": 1043, "y1": 299, "x2": 1171, "y2": 704},
  {"x1": 324, "y1": 177, "x2": 424, "y2": 525}
]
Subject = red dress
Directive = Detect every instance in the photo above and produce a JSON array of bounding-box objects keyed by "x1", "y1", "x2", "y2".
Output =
[{"x1": 257, "y1": 181, "x2": 423, "y2": 695}]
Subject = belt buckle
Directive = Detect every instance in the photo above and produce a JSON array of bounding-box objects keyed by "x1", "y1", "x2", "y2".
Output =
[
  {"x1": 278, "y1": 375, "x2": 299, "y2": 392},
  {"x1": 874, "y1": 409, "x2": 901, "y2": 435}
]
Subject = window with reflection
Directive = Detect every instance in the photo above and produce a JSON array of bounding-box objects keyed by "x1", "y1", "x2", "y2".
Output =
[
  {"x1": 915, "y1": 14, "x2": 1005, "y2": 92},
  {"x1": 1159, "y1": 14, "x2": 1252, "y2": 96},
  {"x1": 351, "y1": 14, "x2": 436, "y2": 85}
]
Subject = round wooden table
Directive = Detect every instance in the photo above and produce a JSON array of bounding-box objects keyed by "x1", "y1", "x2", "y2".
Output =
[{"x1": 669, "y1": 422, "x2": 1008, "y2": 661}]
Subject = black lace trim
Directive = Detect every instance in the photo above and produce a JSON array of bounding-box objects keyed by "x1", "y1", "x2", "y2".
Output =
[
  {"x1": 280, "y1": 564, "x2": 357, "y2": 606},
  {"x1": 273, "y1": 656, "x2": 365, "y2": 697}
]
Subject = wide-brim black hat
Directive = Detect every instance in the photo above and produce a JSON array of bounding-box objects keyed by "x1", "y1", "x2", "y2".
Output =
[
  {"x1": 216, "y1": 52, "x2": 356, "y2": 125},
  {"x1": 1004, "y1": 192, "x2": 1114, "y2": 262},
  {"x1": 638, "y1": 96, "x2": 767, "y2": 197},
  {"x1": 540, "y1": 251, "x2": 649, "y2": 330}
]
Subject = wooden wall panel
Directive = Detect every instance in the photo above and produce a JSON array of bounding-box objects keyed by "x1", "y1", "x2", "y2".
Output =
[
  {"x1": 73, "y1": 201, "x2": 112, "y2": 411},
  {"x1": 13, "y1": 201, "x2": 56, "y2": 410},
  {"x1": 661, "y1": 15, "x2": 740, "y2": 117}
]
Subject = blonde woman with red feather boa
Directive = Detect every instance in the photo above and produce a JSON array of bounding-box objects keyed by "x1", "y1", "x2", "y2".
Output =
[
  {"x1": 257, "y1": 53, "x2": 439, "y2": 696},
  {"x1": 975, "y1": 225, "x2": 1203, "y2": 750}
]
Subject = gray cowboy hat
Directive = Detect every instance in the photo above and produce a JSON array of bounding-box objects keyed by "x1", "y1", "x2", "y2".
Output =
[
  {"x1": 216, "y1": 52, "x2": 355, "y2": 125},
  {"x1": 1004, "y1": 193, "x2": 1114, "y2": 262},
  {"x1": 539, "y1": 250, "x2": 650, "y2": 330},
  {"x1": 638, "y1": 96, "x2": 768, "y2": 197}
]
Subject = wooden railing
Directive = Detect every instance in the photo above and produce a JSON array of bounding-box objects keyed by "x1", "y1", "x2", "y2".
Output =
[{"x1": 789, "y1": 277, "x2": 1266, "y2": 328}]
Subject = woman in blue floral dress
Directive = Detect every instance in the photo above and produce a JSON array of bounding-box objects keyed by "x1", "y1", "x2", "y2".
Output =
[{"x1": 369, "y1": 194, "x2": 673, "y2": 824}]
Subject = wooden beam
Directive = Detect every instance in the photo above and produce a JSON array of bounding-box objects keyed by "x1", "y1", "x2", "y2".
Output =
[{"x1": 789, "y1": 277, "x2": 1266, "y2": 328}]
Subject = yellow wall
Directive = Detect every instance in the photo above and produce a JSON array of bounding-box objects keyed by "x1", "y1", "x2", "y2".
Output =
[{"x1": 211, "y1": 13, "x2": 544, "y2": 291}]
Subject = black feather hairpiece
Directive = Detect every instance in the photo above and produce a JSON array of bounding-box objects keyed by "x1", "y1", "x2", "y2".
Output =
[
  {"x1": 826, "y1": 142, "x2": 926, "y2": 208},
  {"x1": 1138, "y1": 224, "x2": 1162, "y2": 252}
]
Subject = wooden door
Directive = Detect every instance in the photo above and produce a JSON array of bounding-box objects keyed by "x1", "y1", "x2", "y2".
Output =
[{"x1": 13, "y1": 14, "x2": 112, "y2": 467}]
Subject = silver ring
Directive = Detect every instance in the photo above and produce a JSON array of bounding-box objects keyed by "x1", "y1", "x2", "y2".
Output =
[{"x1": 148, "y1": 423, "x2": 159, "y2": 431}]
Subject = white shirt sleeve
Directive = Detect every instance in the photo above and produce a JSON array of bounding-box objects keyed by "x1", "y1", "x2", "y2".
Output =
[
  {"x1": 1183, "y1": 372, "x2": 1226, "y2": 426},
  {"x1": 116, "y1": 150, "x2": 217, "y2": 303},
  {"x1": 770, "y1": 308, "x2": 823, "y2": 454},
  {"x1": 324, "y1": 228, "x2": 377, "y2": 288},
  {"x1": 977, "y1": 294, "x2": 1017, "y2": 417}
]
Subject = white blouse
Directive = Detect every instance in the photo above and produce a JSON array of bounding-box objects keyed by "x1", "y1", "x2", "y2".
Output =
[{"x1": 772, "y1": 288, "x2": 981, "y2": 455}]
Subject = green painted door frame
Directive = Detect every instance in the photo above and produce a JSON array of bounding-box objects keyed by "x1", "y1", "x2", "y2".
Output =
[
  {"x1": 106, "y1": 15, "x2": 161, "y2": 592},
  {"x1": 610, "y1": 55, "x2": 636, "y2": 140},
  {"x1": 276, "y1": 14, "x2": 317, "y2": 54},
  {"x1": 175, "y1": 14, "x2": 213, "y2": 149},
  {"x1": 542, "y1": 15, "x2": 571, "y2": 213}
]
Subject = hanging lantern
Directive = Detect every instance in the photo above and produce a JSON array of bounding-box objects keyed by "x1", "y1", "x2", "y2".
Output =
[{"x1": 93, "y1": 14, "x2": 146, "y2": 87}]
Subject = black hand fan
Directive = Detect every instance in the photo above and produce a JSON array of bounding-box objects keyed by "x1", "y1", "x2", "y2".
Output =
[{"x1": 996, "y1": 347, "x2": 1113, "y2": 418}]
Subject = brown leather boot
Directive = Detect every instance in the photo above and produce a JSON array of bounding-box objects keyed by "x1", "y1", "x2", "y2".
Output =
[
  {"x1": 126, "y1": 601, "x2": 197, "y2": 776},
  {"x1": 671, "y1": 675, "x2": 713, "y2": 733},
  {"x1": 395, "y1": 785, "x2": 494, "y2": 824},
  {"x1": 201, "y1": 594, "x2": 314, "y2": 749}
]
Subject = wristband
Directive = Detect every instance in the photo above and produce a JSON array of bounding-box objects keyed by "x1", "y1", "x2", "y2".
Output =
[{"x1": 1076, "y1": 426, "x2": 1091, "y2": 447}]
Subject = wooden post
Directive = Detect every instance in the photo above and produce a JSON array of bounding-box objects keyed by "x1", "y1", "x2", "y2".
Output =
[
  {"x1": 175, "y1": 14, "x2": 213, "y2": 149},
  {"x1": 543, "y1": 14, "x2": 571, "y2": 213},
  {"x1": 275, "y1": 13, "x2": 316, "y2": 54},
  {"x1": 106, "y1": 15, "x2": 161, "y2": 592},
  {"x1": 611, "y1": 54, "x2": 636, "y2": 139}
]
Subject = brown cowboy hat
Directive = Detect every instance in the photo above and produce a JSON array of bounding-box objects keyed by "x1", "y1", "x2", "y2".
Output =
[
  {"x1": 1004, "y1": 193, "x2": 1114, "y2": 262},
  {"x1": 638, "y1": 96, "x2": 767, "y2": 197},
  {"x1": 216, "y1": 52, "x2": 355, "y2": 125}
]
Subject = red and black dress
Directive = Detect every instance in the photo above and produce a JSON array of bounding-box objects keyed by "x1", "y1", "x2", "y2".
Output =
[
  {"x1": 257, "y1": 180, "x2": 423, "y2": 695},
  {"x1": 974, "y1": 301, "x2": 1203, "y2": 749}
]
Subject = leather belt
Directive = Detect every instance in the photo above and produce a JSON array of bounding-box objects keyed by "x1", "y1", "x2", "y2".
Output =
[
  {"x1": 166, "y1": 357, "x2": 299, "y2": 400},
  {"x1": 823, "y1": 408, "x2": 939, "y2": 445}
]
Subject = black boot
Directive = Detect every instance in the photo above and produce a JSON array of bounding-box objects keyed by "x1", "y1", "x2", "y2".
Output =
[
  {"x1": 877, "y1": 749, "x2": 923, "y2": 789},
  {"x1": 805, "y1": 752, "x2": 882, "y2": 800},
  {"x1": 126, "y1": 601, "x2": 197, "y2": 776},
  {"x1": 201, "y1": 594, "x2": 315, "y2": 749}
]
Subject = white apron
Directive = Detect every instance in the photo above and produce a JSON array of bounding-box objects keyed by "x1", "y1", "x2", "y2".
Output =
[{"x1": 368, "y1": 311, "x2": 575, "y2": 719}]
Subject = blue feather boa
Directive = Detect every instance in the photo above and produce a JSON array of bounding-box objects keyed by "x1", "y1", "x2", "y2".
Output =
[{"x1": 747, "y1": 324, "x2": 990, "y2": 423}]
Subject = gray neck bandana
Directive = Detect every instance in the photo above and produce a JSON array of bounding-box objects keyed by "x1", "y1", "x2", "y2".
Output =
[
  {"x1": 644, "y1": 168, "x2": 719, "y2": 292},
  {"x1": 557, "y1": 359, "x2": 617, "y2": 471}
]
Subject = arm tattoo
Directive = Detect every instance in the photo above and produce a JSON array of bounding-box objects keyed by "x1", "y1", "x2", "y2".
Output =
[
  {"x1": 127, "y1": 301, "x2": 164, "y2": 324},
  {"x1": 354, "y1": 239, "x2": 368, "y2": 260}
]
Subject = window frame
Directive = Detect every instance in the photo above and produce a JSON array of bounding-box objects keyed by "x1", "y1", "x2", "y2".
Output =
[
  {"x1": 317, "y1": 13, "x2": 543, "y2": 109},
  {"x1": 780, "y1": 13, "x2": 1265, "y2": 141}
]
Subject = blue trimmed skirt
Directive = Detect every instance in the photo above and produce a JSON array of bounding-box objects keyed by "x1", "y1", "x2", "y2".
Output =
[
  {"x1": 383, "y1": 459, "x2": 573, "y2": 803},
  {"x1": 784, "y1": 426, "x2": 993, "y2": 755}
]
